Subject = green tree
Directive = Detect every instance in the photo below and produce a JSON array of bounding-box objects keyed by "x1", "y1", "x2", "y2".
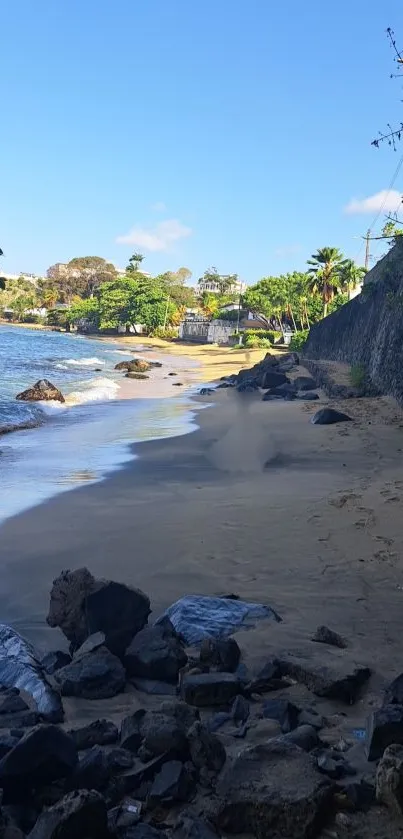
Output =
[
  {"x1": 307, "y1": 247, "x2": 346, "y2": 317},
  {"x1": 198, "y1": 267, "x2": 238, "y2": 295},
  {"x1": 338, "y1": 260, "x2": 367, "y2": 296},
  {"x1": 92, "y1": 276, "x2": 177, "y2": 333},
  {"x1": 66, "y1": 297, "x2": 100, "y2": 328},
  {"x1": 382, "y1": 220, "x2": 403, "y2": 247},
  {"x1": 126, "y1": 253, "x2": 145, "y2": 274},
  {"x1": 67, "y1": 256, "x2": 117, "y2": 298}
]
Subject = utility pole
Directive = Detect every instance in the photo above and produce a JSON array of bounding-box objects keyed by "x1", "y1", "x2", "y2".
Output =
[{"x1": 364, "y1": 229, "x2": 371, "y2": 271}]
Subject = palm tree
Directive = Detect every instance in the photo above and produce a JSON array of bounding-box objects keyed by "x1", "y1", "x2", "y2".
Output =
[
  {"x1": 338, "y1": 260, "x2": 367, "y2": 298},
  {"x1": 307, "y1": 247, "x2": 346, "y2": 317},
  {"x1": 126, "y1": 253, "x2": 144, "y2": 274}
]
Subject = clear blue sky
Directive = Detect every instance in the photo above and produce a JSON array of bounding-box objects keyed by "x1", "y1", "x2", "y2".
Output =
[{"x1": 1, "y1": 0, "x2": 402, "y2": 285}]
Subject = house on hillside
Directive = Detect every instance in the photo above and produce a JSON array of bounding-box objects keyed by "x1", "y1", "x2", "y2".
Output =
[{"x1": 196, "y1": 276, "x2": 247, "y2": 296}]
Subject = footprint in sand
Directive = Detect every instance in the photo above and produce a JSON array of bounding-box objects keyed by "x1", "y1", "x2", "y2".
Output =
[{"x1": 328, "y1": 492, "x2": 361, "y2": 509}]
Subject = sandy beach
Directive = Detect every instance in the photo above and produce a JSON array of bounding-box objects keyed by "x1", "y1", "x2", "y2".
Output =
[{"x1": 1, "y1": 351, "x2": 403, "y2": 698}]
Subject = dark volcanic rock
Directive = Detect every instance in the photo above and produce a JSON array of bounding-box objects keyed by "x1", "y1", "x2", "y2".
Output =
[
  {"x1": 121, "y1": 705, "x2": 191, "y2": 761},
  {"x1": 293, "y1": 376, "x2": 317, "y2": 391},
  {"x1": 148, "y1": 760, "x2": 193, "y2": 807},
  {"x1": 279, "y1": 724, "x2": 319, "y2": 752},
  {"x1": 236, "y1": 380, "x2": 259, "y2": 393},
  {"x1": 55, "y1": 647, "x2": 125, "y2": 699},
  {"x1": 27, "y1": 789, "x2": 107, "y2": 839},
  {"x1": 246, "y1": 659, "x2": 286, "y2": 693},
  {"x1": 298, "y1": 708, "x2": 324, "y2": 730},
  {"x1": 124, "y1": 827, "x2": 167, "y2": 839},
  {"x1": 384, "y1": 672, "x2": 403, "y2": 706},
  {"x1": 311, "y1": 408, "x2": 352, "y2": 425},
  {"x1": 0, "y1": 712, "x2": 39, "y2": 730},
  {"x1": 279, "y1": 656, "x2": 370, "y2": 704},
  {"x1": 47, "y1": 568, "x2": 150, "y2": 657},
  {"x1": 69, "y1": 719, "x2": 118, "y2": 750},
  {"x1": 260, "y1": 371, "x2": 288, "y2": 389},
  {"x1": 199, "y1": 637, "x2": 240, "y2": 673},
  {"x1": 0, "y1": 690, "x2": 29, "y2": 716},
  {"x1": 125, "y1": 623, "x2": 187, "y2": 683},
  {"x1": 263, "y1": 698, "x2": 300, "y2": 733},
  {"x1": 214, "y1": 740, "x2": 332, "y2": 839},
  {"x1": 312, "y1": 625, "x2": 347, "y2": 649},
  {"x1": 16, "y1": 379, "x2": 65, "y2": 403},
  {"x1": 107, "y1": 797, "x2": 142, "y2": 834},
  {"x1": 295, "y1": 391, "x2": 319, "y2": 400},
  {"x1": 130, "y1": 360, "x2": 151, "y2": 373},
  {"x1": 173, "y1": 816, "x2": 220, "y2": 839},
  {"x1": 199, "y1": 388, "x2": 215, "y2": 396},
  {"x1": 115, "y1": 360, "x2": 132, "y2": 370},
  {"x1": 120, "y1": 710, "x2": 145, "y2": 753},
  {"x1": 73, "y1": 632, "x2": 106, "y2": 659},
  {"x1": 367, "y1": 704, "x2": 403, "y2": 761},
  {"x1": 187, "y1": 721, "x2": 226, "y2": 773},
  {"x1": 0, "y1": 725, "x2": 77, "y2": 792},
  {"x1": 67, "y1": 746, "x2": 109, "y2": 791},
  {"x1": 231, "y1": 695, "x2": 250, "y2": 724},
  {"x1": 376, "y1": 743, "x2": 403, "y2": 815},
  {"x1": 0, "y1": 733, "x2": 22, "y2": 759},
  {"x1": 180, "y1": 673, "x2": 241, "y2": 707},
  {"x1": 41, "y1": 651, "x2": 72, "y2": 675},
  {"x1": 125, "y1": 372, "x2": 150, "y2": 380},
  {"x1": 131, "y1": 678, "x2": 177, "y2": 696}
]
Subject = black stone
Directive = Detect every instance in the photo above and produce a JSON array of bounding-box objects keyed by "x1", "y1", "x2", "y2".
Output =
[
  {"x1": 312, "y1": 625, "x2": 347, "y2": 649},
  {"x1": 180, "y1": 673, "x2": 241, "y2": 707},
  {"x1": 367, "y1": 704, "x2": 403, "y2": 761},
  {"x1": 207, "y1": 712, "x2": 231, "y2": 733},
  {"x1": 67, "y1": 746, "x2": 109, "y2": 791},
  {"x1": 0, "y1": 711, "x2": 40, "y2": 730},
  {"x1": 173, "y1": 816, "x2": 220, "y2": 839},
  {"x1": 295, "y1": 391, "x2": 319, "y2": 400},
  {"x1": 246, "y1": 659, "x2": 286, "y2": 693},
  {"x1": 187, "y1": 721, "x2": 226, "y2": 773},
  {"x1": 231, "y1": 695, "x2": 250, "y2": 724},
  {"x1": 120, "y1": 710, "x2": 146, "y2": 753},
  {"x1": 278, "y1": 724, "x2": 319, "y2": 752},
  {"x1": 41, "y1": 651, "x2": 72, "y2": 675},
  {"x1": 294, "y1": 376, "x2": 317, "y2": 391},
  {"x1": 107, "y1": 797, "x2": 142, "y2": 835},
  {"x1": 125, "y1": 623, "x2": 187, "y2": 683},
  {"x1": 384, "y1": 673, "x2": 403, "y2": 706},
  {"x1": 279, "y1": 657, "x2": 370, "y2": 704},
  {"x1": 69, "y1": 719, "x2": 119, "y2": 750},
  {"x1": 0, "y1": 725, "x2": 77, "y2": 798},
  {"x1": 55, "y1": 647, "x2": 125, "y2": 699},
  {"x1": 298, "y1": 709, "x2": 324, "y2": 730},
  {"x1": 0, "y1": 733, "x2": 21, "y2": 759},
  {"x1": 311, "y1": 408, "x2": 352, "y2": 425},
  {"x1": 148, "y1": 760, "x2": 193, "y2": 807},
  {"x1": 263, "y1": 698, "x2": 300, "y2": 733},
  {"x1": 261, "y1": 371, "x2": 288, "y2": 389},
  {"x1": 199, "y1": 637, "x2": 241, "y2": 673},
  {"x1": 27, "y1": 789, "x2": 107, "y2": 839},
  {"x1": 236, "y1": 380, "x2": 259, "y2": 393},
  {"x1": 131, "y1": 679, "x2": 177, "y2": 696},
  {"x1": 103, "y1": 748, "x2": 134, "y2": 772},
  {"x1": 123, "y1": 825, "x2": 167, "y2": 839},
  {"x1": 199, "y1": 388, "x2": 215, "y2": 396},
  {"x1": 0, "y1": 690, "x2": 29, "y2": 716}
]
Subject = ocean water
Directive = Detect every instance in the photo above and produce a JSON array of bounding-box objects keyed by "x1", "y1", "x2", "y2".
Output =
[{"x1": 0, "y1": 325, "x2": 199, "y2": 522}]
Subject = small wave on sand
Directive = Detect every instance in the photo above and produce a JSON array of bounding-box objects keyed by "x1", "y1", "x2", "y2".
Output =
[{"x1": 66, "y1": 377, "x2": 120, "y2": 406}]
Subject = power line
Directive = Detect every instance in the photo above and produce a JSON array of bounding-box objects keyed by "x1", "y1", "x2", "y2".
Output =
[{"x1": 367, "y1": 152, "x2": 403, "y2": 233}]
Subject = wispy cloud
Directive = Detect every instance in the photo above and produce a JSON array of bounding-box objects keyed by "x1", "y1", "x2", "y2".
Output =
[
  {"x1": 151, "y1": 201, "x2": 167, "y2": 212},
  {"x1": 344, "y1": 189, "x2": 403, "y2": 215},
  {"x1": 116, "y1": 219, "x2": 192, "y2": 252},
  {"x1": 274, "y1": 244, "x2": 302, "y2": 258}
]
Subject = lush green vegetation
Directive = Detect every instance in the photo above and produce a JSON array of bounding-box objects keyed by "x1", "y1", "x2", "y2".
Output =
[
  {"x1": 350, "y1": 364, "x2": 367, "y2": 389},
  {"x1": 289, "y1": 330, "x2": 310, "y2": 351}
]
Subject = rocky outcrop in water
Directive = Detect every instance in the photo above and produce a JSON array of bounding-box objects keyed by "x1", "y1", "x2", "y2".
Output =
[{"x1": 16, "y1": 380, "x2": 65, "y2": 403}]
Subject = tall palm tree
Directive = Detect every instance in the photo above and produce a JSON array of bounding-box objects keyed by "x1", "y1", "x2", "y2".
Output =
[
  {"x1": 126, "y1": 253, "x2": 144, "y2": 274},
  {"x1": 338, "y1": 260, "x2": 367, "y2": 298},
  {"x1": 307, "y1": 247, "x2": 346, "y2": 317}
]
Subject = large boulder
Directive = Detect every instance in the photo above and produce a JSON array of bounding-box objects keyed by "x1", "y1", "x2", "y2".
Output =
[
  {"x1": 367, "y1": 705, "x2": 403, "y2": 761},
  {"x1": 376, "y1": 743, "x2": 403, "y2": 816},
  {"x1": 114, "y1": 361, "x2": 133, "y2": 371},
  {"x1": 46, "y1": 568, "x2": 150, "y2": 656},
  {"x1": 0, "y1": 725, "x2": 77, "y2": 797},
  {"x1": 28, "y1": 790, "x2": 107, "y2": 839},
  {"x1": 148, "y1": 760, "x2": 193, "y2": 808},
  {"x1": 260, "y1": 371, "x2": 288, "y2": 389},
  {"x1": 125, "y1": 372, "x2": 150, "y2": 380},
  {"x1": 180, "y1": 673, "x2": 241, "y2": 707},
  {"x1": 68, "y1": 719, "x2": 119, "y2": 751},
  {"x1": 16, "y1": 379, "x2": 65, "y2": 403},
  {"x1": 130, "y1": 360, "x2": 151, "y2": 373},
  {"x1": 213, "y1": 741, "x2": 332, "y2": 839},
  {"x1": 293, "y1": 376, "x2": 317, "y2": 391},
  {"x1": 125, "y1": 622, "x2": 187, "y2": 683},
  {"x1": 279, "y1": 655, "x2": 370, "y2": 704},
  {"x1": 187, "y1": 721, "x2": 226, "y2": 773},
  {"x1": 199, "y1": 637, "x2": 240, "y2": 673},
  {"x1": 55, "y1": 647, "x2": 125, "y2": 699},
  {"x1": 311, "y1": 408, "x2": 352, "y2": 425}
]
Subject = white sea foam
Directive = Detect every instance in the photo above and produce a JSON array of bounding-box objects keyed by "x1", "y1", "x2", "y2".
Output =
[
  {"x1": 38, "y1": 400, "x2": 67, "y2": 415},
  {"x1": 66, "y1": 377, "x2": 120, "y2": 405},
  {"x1": 62, "y1": 357, "x2": 105, "y2": 367}
]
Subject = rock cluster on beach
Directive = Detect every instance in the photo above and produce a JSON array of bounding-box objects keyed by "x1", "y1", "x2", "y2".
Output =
[
  {"x1": 0, "y1": 568, "x2": 401, "y2": 838},
  {"x1": 202, "y1": 351, "x2": 353, "y2": 424}
]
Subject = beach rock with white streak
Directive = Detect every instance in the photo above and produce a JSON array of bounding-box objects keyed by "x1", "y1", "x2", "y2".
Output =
[
  {"x1": 16, "y1": 379, "x2": 65, "y2": 403},
  {"x1": 47, "y1": 568, "x2": 150, "y2": 656}
]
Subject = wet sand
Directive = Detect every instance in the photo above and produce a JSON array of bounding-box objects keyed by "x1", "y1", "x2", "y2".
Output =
[{"x1": 1, "y1": 379, "x2": 403, "y2": 705}]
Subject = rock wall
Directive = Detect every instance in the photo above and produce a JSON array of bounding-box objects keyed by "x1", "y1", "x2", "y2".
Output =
[{"x1": 304, "y1": 243, "x2": 403, "y2": 403}]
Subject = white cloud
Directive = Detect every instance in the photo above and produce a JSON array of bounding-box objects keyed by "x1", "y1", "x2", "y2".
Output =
[
  {"x1": 116, "y1": 219, "x2": 192, "y2": 252},
  {"x1": 344, "y1": 189, "x2": 403, "y2": 215},
  {"x1": 151, "y1": 201, "x2": 167, "y2": 212}
]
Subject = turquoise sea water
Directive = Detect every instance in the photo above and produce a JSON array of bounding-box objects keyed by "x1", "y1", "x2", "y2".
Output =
[{"x1": 0, "y1": 325, "x2": 198, "y2": 522}]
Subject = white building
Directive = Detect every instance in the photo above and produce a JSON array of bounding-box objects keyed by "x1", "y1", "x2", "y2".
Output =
[{"x1": 196, "y1": 276, "x2": 247, "y2": 296}]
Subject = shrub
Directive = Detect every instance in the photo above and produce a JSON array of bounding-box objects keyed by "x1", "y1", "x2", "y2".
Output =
[
  {"x1": 21, "y1": 313, "x2": 46, "y2": 324},
  {"x1": 289, "y1": 330, "x2": 309, "y2": 351},
  {"x1": 243, "y1": 329, "x2": 281, "y2": 344},
  {"x1": 243, "y1": 335, "x2": 273, "y2": 349},
  {"x1": 150, "y1": 326, "x2": 179, "y2": 340},
  {"x1": 350, "y1": 364, "x2": 367, "y2": 389}
]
